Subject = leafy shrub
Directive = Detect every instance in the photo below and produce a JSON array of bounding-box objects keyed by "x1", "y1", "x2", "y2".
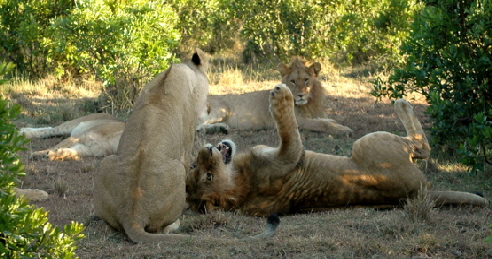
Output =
[
  {"x1": 0, "y1": 0, "x2": 75, "y2": 78},
  {"x1": 170, "y1": 0, "x2": 240, "y2": 53},
  {"x1": 0, "y1": 0, "x2": 181, "y2": 111},
  {"x1": 372, "y1": 0, "x2": 492, "y2": 173},
  {"x1": 0, "y1": 62, "x2": 85, "y2": 258},
  {"x1": 0, "y1": 0, "x2": 422, "y2": 78},
  {"x1": 230, "y1": 0, "x2": 421, "y2": 66},
  {"x1": 51, "y1": 0, "x2": 181, "y2": 111}
]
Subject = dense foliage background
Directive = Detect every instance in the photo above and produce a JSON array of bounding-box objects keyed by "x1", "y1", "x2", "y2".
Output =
[
  {"x1": 0, "y1": 0, "x2": 490, "y2": 168},
  {"x1": 372, "y1": 0, "x2": 491, "y2": 173},
  {"x1": 0, "y1": 0, "x2": 421, "y2": 79}
]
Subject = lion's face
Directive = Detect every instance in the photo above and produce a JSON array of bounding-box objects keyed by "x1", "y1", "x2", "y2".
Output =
[
  {"x1": 278, "y1": 58, "x2": 322, "y2": 105},
  {"x1": 186, "y1": 144, "x2": 231, "y2": 213}
]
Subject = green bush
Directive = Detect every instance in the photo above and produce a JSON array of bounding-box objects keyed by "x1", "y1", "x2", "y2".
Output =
[
  {"x1": 0, "y1": 0, "x2": 75, "y2": 78},
  {"x1": 170, "y1": 0, "x2": 240, "y2": 53},
  {"x1": 52, "y1": 0, "x2": 181, "y2": 111},
  {"x1": 230, "y1": 0, "x2": 421, "y2": 66},
  {"x1": 0, "y1": 0, "x2": 181, "y2": 111},
  {"x1": 0, "y1": 62, "x2": 85, "y2": 258},
  {"x1": 372, "y1": 0, "x2": 492, "y2": 173},
  {"x1": 52, "y1": 0, "x2": 180, "y2": 83},
  {"x1": 0, "y1": 0, "x2": 422, "y2": 77}
]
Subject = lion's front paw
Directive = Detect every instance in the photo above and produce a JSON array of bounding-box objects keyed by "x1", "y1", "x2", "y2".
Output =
[{"x1": 269, "y1": 84, "x2": 294, "y2": 118}]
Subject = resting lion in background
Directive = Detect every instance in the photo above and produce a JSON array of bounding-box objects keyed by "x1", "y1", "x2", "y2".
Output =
[
  {"x1": 19, "y1": 113, "x2": 124, "y2": 161},
  {"x1": 14, "y1": 188, "x2": 48, "y2": 201},
  {"x1": 186, "y1": 84, "x2": 488, "y2": 216},
  {"x1": 197, "y1": 57, "x2": 352, "y2": 136}
]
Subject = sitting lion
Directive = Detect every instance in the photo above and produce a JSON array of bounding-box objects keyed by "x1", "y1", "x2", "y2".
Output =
[
  {"x1": 20, "y1": 113, "x2": 125, "y2": 161},
  {"x1": 186, "y1": 84, "x2": 489, "y2": 216},
  {"x1": 197, "y1": 57, "x2": 352, "y2": 136},
  {"x1": 93, "y1": 48, "x2": 227, "y2": 243}
]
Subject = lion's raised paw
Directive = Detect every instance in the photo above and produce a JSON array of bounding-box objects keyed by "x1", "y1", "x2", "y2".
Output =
[{"x1": 269, "y1": 84, "x2": 294, "y2": 116}]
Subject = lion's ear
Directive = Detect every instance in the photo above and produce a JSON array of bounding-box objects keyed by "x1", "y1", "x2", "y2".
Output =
[
  {"x1": 277, "y1": 63, "x2": 290, "y2": 76},
  {"x1": 192, "y1": 48, "x2": 210, "y2": 72},
  {"x1": 310, "y1": 62, "x2": 322, "y2": 77}
]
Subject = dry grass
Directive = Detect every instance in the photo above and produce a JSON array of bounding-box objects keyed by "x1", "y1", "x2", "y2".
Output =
[
  {"x1": 404, "y1": 185, "x2": 436, "y2": 223},
  {"x1": 5, "y1": 56, "x2": 492, "y2": 258}
]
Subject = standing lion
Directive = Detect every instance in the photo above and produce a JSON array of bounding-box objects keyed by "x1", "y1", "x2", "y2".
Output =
[{"x1": 93, "y1": 49, "x2": 210, "y2": 243}]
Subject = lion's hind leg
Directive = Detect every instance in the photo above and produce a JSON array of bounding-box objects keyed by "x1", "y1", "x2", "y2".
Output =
[
  {"x1": 394, "y1": 99, "x2": 430, "y2": 159},
  {"x1": 31, "y1": 137, "x2": 80, "y2": 160},
  {"x1": 19, "y1": 127, "x2": 55, "y2": 139}
]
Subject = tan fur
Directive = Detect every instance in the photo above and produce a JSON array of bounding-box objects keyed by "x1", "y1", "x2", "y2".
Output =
[
  {"x1": 187, "y1": 84, "x2": 489, "y2": 216},
  {"x1": 197, "y1": 57, "x2": 352, "y2": 136},
  {"x1": 93, "y1": 49, "x2": 212, "y2": 243},
  {"x1": 14, "y1": 188, "x2": 48, "y2": 201},
  {"x1": 21, "y1": 114, "x2": 125, "y2": 161},
  {"x1": 20, "y1": 113, "x2": 118, "y2": 138}
]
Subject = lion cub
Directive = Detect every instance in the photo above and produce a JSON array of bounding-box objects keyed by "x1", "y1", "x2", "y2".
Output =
[{"x1": 93, "y1": 49, "x2": 210, "y2": 243}]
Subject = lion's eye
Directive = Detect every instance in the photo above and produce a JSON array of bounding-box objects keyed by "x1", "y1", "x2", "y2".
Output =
[
  {"x1": 290, "y1": 80, "x2": 296, "y2": 85},
  {"x1": 206, "y1": 172, "x2": 213, "y2": 182},
  {"x1": 304, "y1": 79, "x2": 309, "y2": 85},
  {"x1": 190, "y1": 163, "x2": 196, "y2": 169}
]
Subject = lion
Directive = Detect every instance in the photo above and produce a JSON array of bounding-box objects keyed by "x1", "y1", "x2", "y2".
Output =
[
  {"x1": 92, "y1": 49, "x2": 279, "y2": 243},
  {"x1": 197, "y1": 57, "x2": 352, "y2": 136},
  {"x1": 186, "y1": 84, "x2": 489, "y2": 216},
  {"x1": 14, "y1": 188, "x2": 48, "y2": 201},
  {"x1": 19, "y1": 113, "x2": 125, "y2": 161}
]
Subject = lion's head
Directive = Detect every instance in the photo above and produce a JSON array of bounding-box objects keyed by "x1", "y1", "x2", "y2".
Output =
[
  {"x1": 277, "y1": 57, "x2": 326, "y2": 118},
  {"x1": 186, "y1": 140, "x2": 238, "y2": 214}
]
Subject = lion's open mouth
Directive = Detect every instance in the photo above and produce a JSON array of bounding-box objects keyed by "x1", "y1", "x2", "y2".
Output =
[{"x1": 217, "y1": 141, "x2": 233, "y2": 164}]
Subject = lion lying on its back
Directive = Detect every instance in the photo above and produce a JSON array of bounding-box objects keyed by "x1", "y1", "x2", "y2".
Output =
[
  {"x1": 20, "y1": 113, "x2": 124, "y2": 161},
  {"x1": 187, "y1": 84, "x2": 488, "y2": 216},
  {"x1": 198, "y1": 57, "x2": 352, "y2": 136}
]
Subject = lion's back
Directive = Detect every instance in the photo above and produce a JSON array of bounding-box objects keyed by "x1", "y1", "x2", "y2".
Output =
[{"x1": 206, "y1": 90, "x2": 274, "y2": 130}]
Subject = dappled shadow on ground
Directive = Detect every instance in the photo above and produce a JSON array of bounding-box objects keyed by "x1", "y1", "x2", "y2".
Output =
[{"x1": 325, "y1": 94, "x2": 430, "y2": 139}]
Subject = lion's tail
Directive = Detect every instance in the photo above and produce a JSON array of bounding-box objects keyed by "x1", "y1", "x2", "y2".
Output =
[
  {"x1": 251, "y1": 213, "x2": 281, "y2": 239},
  {"x1": 394, "y1": 99, "x2": 430, "y2": 159},
  {"x1": 429, "y1": 190, "x2": 489, "y2": 207},
  {"x1": 124, "y1": 214, "x2": 280, "y2": 243},
  {"x1": 124, "y1": 222, "x2": 194, "y2": 243}
]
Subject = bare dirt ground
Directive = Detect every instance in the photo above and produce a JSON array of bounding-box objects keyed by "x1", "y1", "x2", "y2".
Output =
[{"x1": 13, "y1": 79, "x2": 492, "y2": 258}]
